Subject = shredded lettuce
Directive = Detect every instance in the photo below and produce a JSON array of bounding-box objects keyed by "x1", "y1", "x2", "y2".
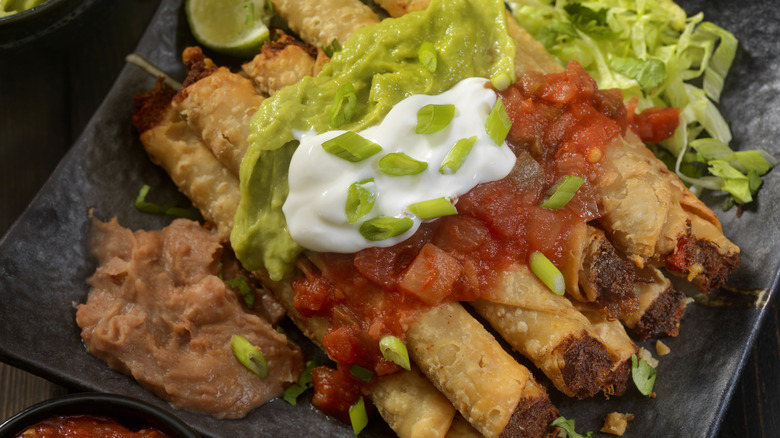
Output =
[{"x1": 508, "y1": 0, "x2": 775, "y2": 208}]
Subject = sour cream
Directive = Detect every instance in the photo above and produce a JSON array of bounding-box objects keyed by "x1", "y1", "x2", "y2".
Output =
[{"x1": 283, "y1": 77, "x2": 517, "y2": 253}]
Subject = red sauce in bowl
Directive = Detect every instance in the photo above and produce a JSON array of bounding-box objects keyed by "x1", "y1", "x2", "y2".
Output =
[{"x1": 16, "y1": 414, "x2": 172, "y2": 438}]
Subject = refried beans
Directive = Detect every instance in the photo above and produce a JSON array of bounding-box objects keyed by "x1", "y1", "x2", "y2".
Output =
[{"x1": 76, "y1": 216, "x2": 304, "y2": 419}]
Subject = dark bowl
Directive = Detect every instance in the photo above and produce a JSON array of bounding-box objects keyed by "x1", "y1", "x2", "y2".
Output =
[
  {"x1": 0, "y1": 0, "x2": 101, "y2": 50},
  {"x1": 0, "y1": 392, "x2": 201, "y2": 438}
]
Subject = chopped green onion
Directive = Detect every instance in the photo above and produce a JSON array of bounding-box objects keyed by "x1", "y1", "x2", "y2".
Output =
[
  {"x1": 359, "y1": 216, "x2": 414, "y2": 241},
  {"x1": 350, "y1": 365, "x2": 374, "y2": 383},
  {"x1": 224, "y1": 277, "x2": 255, "y2": 309},
  {"x1": 407, "y1": 197, "x2": 457, "y2": 220},
  {"x1": 539, "y1": 175, "x2": 585, "y2": 209},
  {"x1": 631, "y1": 353, "x2": 657, "y2": 396},
  {"x1": 322, "y1": 131, "x2": 382, "y2": 162},
  {"x1": 551, "y1": 416, "x2": 593, "y2": 438},
  {"x1": 330, "y1": 82, "x2": 358, "y2": 129},
  {"x1": 283, "y1": 360, "x2": 317, "y2": 405},
  {"x1": 345, "y1": 178, "x2": 376, "y2": 223},
  {"x1": 485, "y1": 98, "x2": 511, "y2": 146},
  {"x1": 416, "y1": 104, "x2": 455, "y2": 134},
  {"x1": 491, "y1": 72, "x2": 513, "y2": 91},
  {"x1": 322, "y1": 38, "x2": 342, "y2": 57},
  {"x1": 379, "y1": 153, "x2": 428, "y2": 176},
  {"x1": 134, "y1": 184, "x2": 202, "y2": 221},
  {"x1": 379, "y1": 335, "x2": 411, "y2": 371},
  {"x1": 230, "y1": 335, "x2": 268, "y2": 378},
  {"x1": 418, "y1": 41, "x2": 437, "y2": 72},
  {"x1": 529, "y1": 251, "x2": 565, "y2": 295},
  {"x1": 349, "y1": 396, "x2": 369, "y2": 435},
  {"x1": 440, "y1": 136, "x2": 477, "y2": 174}
]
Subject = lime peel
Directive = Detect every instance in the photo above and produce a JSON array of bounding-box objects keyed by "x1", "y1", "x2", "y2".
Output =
[{"x1": 185, "y1": 0, "x2": 271, "y2": 57}]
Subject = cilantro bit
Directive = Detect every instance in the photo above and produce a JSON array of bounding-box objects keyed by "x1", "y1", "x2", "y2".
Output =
[
  {"x1": 631, "y1": 353, "x2": 657, "y2": 396},
  {"x1": 283, "y1": 360, "x2": 317, "y2": 405},
  {"x1": 551, "y1": 416, "x2": 594, "y2": 438},
  {"x1": 134, "y1": 184, "x2": 202, "y2": 221}
]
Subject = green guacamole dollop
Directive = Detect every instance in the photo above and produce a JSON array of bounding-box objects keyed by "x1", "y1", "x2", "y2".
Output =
[{"x1": 231, "y1": 0, "x2": 517, "y2": 281}]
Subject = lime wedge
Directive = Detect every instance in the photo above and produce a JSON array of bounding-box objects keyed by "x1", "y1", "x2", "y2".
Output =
[{"x1": 185, "y1": 0, "x2": 271, "y2": 57}]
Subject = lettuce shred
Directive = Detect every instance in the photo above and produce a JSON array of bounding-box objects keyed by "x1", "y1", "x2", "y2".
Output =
[{"x1": 508, "y1": 0, "x2": 776, "y2": 209}]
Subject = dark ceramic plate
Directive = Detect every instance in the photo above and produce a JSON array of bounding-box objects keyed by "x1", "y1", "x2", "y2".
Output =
[{"x1": 0, "y1": 0, "x2": 778, "y2": 437}]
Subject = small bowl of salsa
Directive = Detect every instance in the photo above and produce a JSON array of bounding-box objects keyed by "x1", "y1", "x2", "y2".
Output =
[{"x1": 0, "y1": 392, "x2": 200, "y2": 438}]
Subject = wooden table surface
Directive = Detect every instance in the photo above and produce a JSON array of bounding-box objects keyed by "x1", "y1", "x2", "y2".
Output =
[{"x1": 0, "y1": 1, "x2": 777, "y2": 437}]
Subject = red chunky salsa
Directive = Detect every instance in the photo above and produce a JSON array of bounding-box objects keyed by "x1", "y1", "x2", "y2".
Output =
[
  {"x1": 294, "y1": 61, "x2": 679, "y2": 420},
  {"x1": 15, "y1": 415, "x2": 171, "y2": 438}
]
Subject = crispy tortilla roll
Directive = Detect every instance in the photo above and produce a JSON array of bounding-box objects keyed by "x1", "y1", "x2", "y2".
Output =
[
  {"x1": 595, "y1": 133, "x2": 740, "y2": 291},
  {"x1": 406, "y1": 301, "x2": 558, "y2": 438},
  {"x1": 445, "y1": 415, "x2": 482, "y2": 438},
  {"x1": 134, "y1": 104, "x2": 239, "y2": 240},
  {"x1": 242, "y1": 31, "x2": 329, "y2": 97},
  {"x1": 258, "y1": 270, "x2": 458, "y2": 438},
  {"x1": 374, "y1": 0, "x2": 429, "y2": 17},
  {"x1": 270, "y1": 0, "x2": 380, "y2": 49},
  {"x1": 472, "y1": 265, "x2": 629, "y2": 399},
  {"x1": 622, "y1": 266, "x2": 686, "y2": 341}
]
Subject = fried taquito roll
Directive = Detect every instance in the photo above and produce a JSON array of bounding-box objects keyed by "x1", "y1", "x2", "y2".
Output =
[
  {"x1": 595, "y1": 133, "x2": 740, "y2": 291},
  {"x1": 472, "y1": 264, "x2": 631, "y2": 399},
  {"x1": 133, "y1": 95, "x2": 239, "y2": 240},
  {"x1": 258, "y1": 269, "x2": 458, "y2": 438},
  {"x1": 622, "y1": 266, "x2": 686, "y2": 341},
  {"x1": 242, "y1": 30, "x2": 329, "y2": 97},
  {"x1": 406, "y1": 301, "x2": 558, "y2": 438},
  {"x1": 270, "y1": 0, "x2": 380, "y2": 48}
]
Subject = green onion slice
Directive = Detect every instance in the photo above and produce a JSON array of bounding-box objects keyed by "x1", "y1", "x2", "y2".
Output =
[
  {"x1": 322, "y1": 38, "x2": 342, "y2": 58},
  {"x1": 491, "y1": 72, "x2": 512, "y2": 91},
  {"x1": 224, "y1": 277, "x2": 255, "y2": 309},
  {"x1": 230, "y1": 335, "x2": 268, "y2": 378},
  {"x1": 359, "y1": 216, "x2": 414, "y2": 241},
  {"x1": 349, "y1": 365, "x2": 374, "y2": 383},
  {"x1": 379, "y1": 335, "x2": 411, "y2": 371},
  {"x1": 485, "y1": 97, "x2": 512, "y2": 146},
  {"x1": 379, "y1": 153, "x2": 428, "y2": 176},
  {"x1": 631, "y1": 354, "x2": 657, "y2": 396},
  {"x1": 345, "y1": 178, "x2": 376, "y2": 223},
  {"x1": 407, "y1": 197, "x2": 457, "y2": 220},
  {"x1": 418, "y1": 41, "x2": 437, "y2": 72},
  {"x1": 416, "y1": 104, "x2": 455, "y2": 134},
  {"x1": 529, "y1": 251, "x2": 565, "y2": 295},
  {"x1": 440, "y1": 136, "x2": 477, "y2": 174},
  {"x1": 283, "y1": 360, "x2": 316, "y2": 405},
  {"x1": 349, "y1": 396, "x2": 369, "y2": 435},
  {"x1": 134, "y1": 184, "x2": 202, "y2": 221},
  {"x1": 322, "y1": 131, "x2": 382, "y2": 162},
  {"x1": 330, "y1": 82, "x2": 357, "y2": 129},
  {"x1": 539, "y1": 175, "x2": 585, "y2": 209}
]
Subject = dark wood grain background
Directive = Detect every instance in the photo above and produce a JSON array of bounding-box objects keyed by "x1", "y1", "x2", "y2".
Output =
[{"x1": 0, "y1": 1, "x2": 776, "y2": 437}]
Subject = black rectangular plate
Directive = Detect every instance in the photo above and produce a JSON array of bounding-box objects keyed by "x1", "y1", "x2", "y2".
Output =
[{"x1": 1, "y1": 0, "x2": 778, "y2": 436}]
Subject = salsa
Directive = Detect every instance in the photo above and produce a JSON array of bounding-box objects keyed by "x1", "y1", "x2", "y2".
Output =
[{"x1": 16, "y1": 415, "x2": 171, "y2": 438}]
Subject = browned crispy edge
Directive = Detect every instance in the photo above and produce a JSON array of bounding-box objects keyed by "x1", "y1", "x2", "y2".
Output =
[
  {"x1": 582, "y1": 232, "x2": 639, "y2": 319},
  {"x1": 680, "y1": 238, "x2": 740, "y2": 293},
  {"x1": 632, "y1": 283, "x2": 686, "y2": 341}
]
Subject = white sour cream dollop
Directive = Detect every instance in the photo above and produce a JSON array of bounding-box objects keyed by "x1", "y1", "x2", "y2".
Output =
[{"x1": 283, "y1": 77, "x2": 517, "y2": 253}]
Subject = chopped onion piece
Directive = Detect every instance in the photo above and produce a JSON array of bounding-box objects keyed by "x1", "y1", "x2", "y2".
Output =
[
  {"x1": 416, "y1": 104, "x2": 455, "y2": 134},
  {"x1": 379, "y1": 335, "x2": 411, "y2": 371},
  {"x1": 440, "y1": 136, "x2": 476, "y2": 175},
  {"x1": 230, "y1": 335, "x2": 268, "y2": 378},
  {"x1": 485, "y1": 97, "x2": 511, "y2": 146},
  {"x1": 322, "y1": 131, "x2": 382, "y2": 162},
  {"x1": 330, "y1": 82, "x2": 358, "y2": 129},
  {"x1": 529, "y1": 251, "x2": 565, "y2": 295},
  {"x1": 345, "y1": 178, "x2": 375, "y2": 223},
  {"x1": 407, "y1": 197, "x2": 457, "y2": 220},
  {"x1": 418, "y1": 41, "x2": 437, "y2": 72},
  {"x1": 359, "y1": 216, "x2": 414, "y2": 241},
  {"x1": 349, "y1": 396, "x2": 369, "y2": 435},
  {"x1": 539, "y1": 175, "x2": 585, "y2": 209},
  {"x1": 379, "y1": 152, "x2": 428, "y2": 176}
]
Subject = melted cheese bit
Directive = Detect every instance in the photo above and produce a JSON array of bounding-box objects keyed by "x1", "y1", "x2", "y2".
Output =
[{"x1": 284, "y1": 77, "x2": 516, "y2": 253}]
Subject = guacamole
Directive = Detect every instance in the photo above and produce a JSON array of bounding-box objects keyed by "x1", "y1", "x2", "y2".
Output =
[{"x1": 231, "y1": 0, "x2": 517, "y2": 281}]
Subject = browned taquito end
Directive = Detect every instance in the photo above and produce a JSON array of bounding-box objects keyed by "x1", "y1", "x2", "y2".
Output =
[
  {"x1": 473, "y1": 264, "x2": 622, "y2": 399},
  {"x1": 242, "y1": 30, "x2": 329, "y2": 97},
  {"x1": 137, "y1": 105, "x2": 240, "y2": 240},
  {"x1": 407, "y1": 301, "x2": 558, "y2": 438},
  {"x1": 622, "y1": 266, "x2": 686, "y2": 341},
  {"x1": 270, "y1": 0, "x2": 380, "y2": 49},
  {"x1": 567, "y1": 225, "x2": 639, "y2": 319},
  {"x1": 572, "y1": 302, "x2": 638, "y2": 396}
]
